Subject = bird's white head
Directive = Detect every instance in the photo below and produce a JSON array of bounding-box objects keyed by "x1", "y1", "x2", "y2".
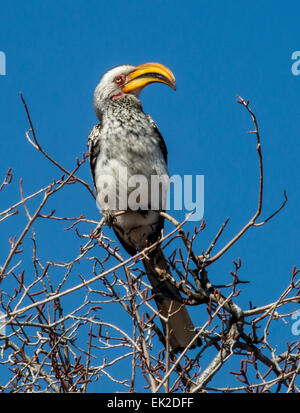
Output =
[{"x1": 93, "y1": 62, "x2": 176, "y2": 120}]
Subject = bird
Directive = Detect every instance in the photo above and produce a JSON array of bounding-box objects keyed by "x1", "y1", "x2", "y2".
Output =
[{"x1": 88, "y1": 62, "x2": 201, "y2": 353}]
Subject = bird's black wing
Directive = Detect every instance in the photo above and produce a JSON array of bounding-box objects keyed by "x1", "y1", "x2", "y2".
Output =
[
  {"x1": 146, "y1": 115, "x2": 168, "y2": 165},
  {"x1": 88, "y1": 124, "x2": 102, "y2": 186}
]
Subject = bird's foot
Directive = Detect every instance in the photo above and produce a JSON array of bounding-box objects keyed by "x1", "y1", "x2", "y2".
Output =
[{"x1": 103, "y1": 210, "x2": 116, "y2": 228}]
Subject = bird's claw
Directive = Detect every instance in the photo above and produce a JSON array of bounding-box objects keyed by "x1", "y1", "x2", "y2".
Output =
[{"x1": 103, "y1": 210, "x2": 116, "y2": 228}]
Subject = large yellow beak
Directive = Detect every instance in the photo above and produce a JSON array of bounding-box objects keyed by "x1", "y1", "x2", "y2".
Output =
[{"x1": 122, "y1": 62, "x2": 176, "y2": 93}]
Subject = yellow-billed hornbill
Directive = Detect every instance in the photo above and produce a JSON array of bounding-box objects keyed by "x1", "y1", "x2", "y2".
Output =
[{"x1": 88, "y1": 62, "x2": 201, "y2": 353}]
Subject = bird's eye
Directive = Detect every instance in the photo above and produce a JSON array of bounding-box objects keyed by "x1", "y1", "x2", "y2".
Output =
[{"x1": 114, "y1": 75, "x2": 125, "y2": 85}]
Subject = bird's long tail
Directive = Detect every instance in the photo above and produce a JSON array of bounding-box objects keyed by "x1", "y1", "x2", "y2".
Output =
[{"x1": 143, "y1": 249, "x2": 201, "y2": 353}]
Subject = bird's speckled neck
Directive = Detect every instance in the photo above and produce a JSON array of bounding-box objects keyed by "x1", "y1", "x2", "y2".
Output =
[{"x1": 101, "y1": 94, "x2": 143, "y2": 122}]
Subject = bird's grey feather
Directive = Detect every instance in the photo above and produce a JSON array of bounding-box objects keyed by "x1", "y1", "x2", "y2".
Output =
[{"x1": 88, "y1": 65, "x2": 200, "y2": 352}]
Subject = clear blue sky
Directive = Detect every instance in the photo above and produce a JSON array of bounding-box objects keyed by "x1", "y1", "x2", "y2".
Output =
[{"x1": 0, "y1": 1, "x2": 299, "y2": 392}]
